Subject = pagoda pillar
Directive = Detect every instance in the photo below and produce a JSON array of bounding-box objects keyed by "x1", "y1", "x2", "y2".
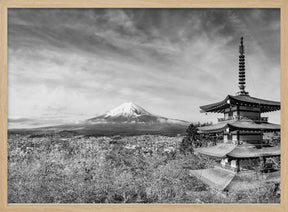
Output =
[
  {"x1": 237, "y1": 130, "x2": 240, "y2": 145},
  {"x1": 263, "y1": 156, "x2": 266, "y2": 167},
  {"x1": 236, "y1": 159, "x2": 240, "y2": 172},
  {"x1": 260, "y1": 129, "x2": 264, "y2": 148},
  {"x1": 259, "y1": 156, "x2": 264, "y2": 172},
  {"x1": 237, "y1": 105, "x2": 240, "y2": 119}
]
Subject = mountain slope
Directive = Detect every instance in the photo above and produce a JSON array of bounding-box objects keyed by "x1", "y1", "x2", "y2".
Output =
[
  {"x1": 87, "y1": 102, "x2": 188, "y2": 124},
  {"x1": 9, "y1": 102, "x2": 190, "y2": 136}
]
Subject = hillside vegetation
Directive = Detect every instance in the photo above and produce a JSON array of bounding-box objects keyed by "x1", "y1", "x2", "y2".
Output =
[{"x1": 8, "y1": 133, "x2": 279, "y2": 203}]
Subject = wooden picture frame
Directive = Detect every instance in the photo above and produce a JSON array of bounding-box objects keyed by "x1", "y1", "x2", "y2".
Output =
[{"x1": 0, "y1": 0, "x2": 287, "y2": 212}]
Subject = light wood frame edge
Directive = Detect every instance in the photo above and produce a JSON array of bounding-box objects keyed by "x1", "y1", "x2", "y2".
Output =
[{"x1": 0, "y1": 0, "x2": 287, "y2": 212}]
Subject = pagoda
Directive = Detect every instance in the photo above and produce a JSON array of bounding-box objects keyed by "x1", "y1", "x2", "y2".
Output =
[{"x1": 190, "y1": 37, "x2": 280, "y2": 191}]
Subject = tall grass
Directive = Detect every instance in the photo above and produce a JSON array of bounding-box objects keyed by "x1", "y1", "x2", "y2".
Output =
[{"x1": 8, "y1": 134, "x2": 279, "y2": 203}]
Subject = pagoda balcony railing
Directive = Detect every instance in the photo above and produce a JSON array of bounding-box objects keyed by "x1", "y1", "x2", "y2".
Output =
[
  {"x1": 215, "y1": 164, "x2": 237, "y2": 172},
  {"x1": 260, "y1": 117, "x2": 268, "y2": 122},
  {"x1": 217, "y1": 116, "x2": 235, "y2": 122},
  {"x1": 218, "y1": 117, "x2": 233, "y2": 122},
  {"x1": 217, "y1": 118, "x2": 225, "y2": 122},
  {"x1": 218, "y1": 116, "x2": 268, "y2": 122}
]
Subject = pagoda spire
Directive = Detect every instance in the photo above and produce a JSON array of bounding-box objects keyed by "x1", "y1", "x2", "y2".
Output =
[{"x1": 237, "y1": 37, "x2": 249, "y2": 96}]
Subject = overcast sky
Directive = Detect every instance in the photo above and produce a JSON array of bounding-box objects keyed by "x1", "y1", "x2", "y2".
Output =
[{"x1": 8, "y1": 8, "x2": 280, "y2": 126}]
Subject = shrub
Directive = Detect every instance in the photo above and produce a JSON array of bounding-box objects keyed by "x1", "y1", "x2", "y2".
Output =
[{"x1": 7, "y1": 134, "x2": 279, "y2": 204}]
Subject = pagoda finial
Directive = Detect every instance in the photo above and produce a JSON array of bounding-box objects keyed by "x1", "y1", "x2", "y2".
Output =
[{"x1": 237, "y1": 37, "x2": 249, "y2": 96}]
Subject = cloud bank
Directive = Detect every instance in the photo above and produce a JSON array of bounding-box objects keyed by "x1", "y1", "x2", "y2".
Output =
[{"x1": 8, "y1": 9, "x2": 280, "y2": 127}]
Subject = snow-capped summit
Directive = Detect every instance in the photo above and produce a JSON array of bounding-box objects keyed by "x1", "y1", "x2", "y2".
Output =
[
  {"x1": 104, "y1": 102, "x2": 152, "y2": 118},
  {"x1": 87, "y1": 102, "x2": 189, "y2": 125}
]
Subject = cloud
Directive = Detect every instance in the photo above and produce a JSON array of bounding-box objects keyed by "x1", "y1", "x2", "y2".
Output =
[{"x1": 8, "y1": 9, "x2": 280, "y2": 126}]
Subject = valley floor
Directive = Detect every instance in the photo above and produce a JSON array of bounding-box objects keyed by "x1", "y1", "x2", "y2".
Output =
[{"x1": 8, "y1": 133, "x2": 280, "y2": 203}]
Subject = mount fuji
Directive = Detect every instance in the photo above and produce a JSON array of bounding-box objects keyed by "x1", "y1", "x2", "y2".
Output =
[
  {"x1": 87, "y1": 102, "x2": 188, "y2": 124},
  {"x1": 9, "y1": 102, "x2": 190, "y2": 136}
]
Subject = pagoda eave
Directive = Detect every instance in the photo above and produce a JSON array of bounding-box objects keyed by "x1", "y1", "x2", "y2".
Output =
[
  {"x1": 189, "y1": 167, "x2": 236, "y2": 191},
  {"x1": 195, "y1": 143, "x2": 280, "y2": 159},
  {"x1": 198, "y1": 120, "x2": 280, "y2": 134},
  {"x1": 194, "y1": 143, "x2": 236, "y2": 158},
  {"x1": 227, "y1": 146, "x2": 280, "y2": 158},
  {"x1": 200, "y1": 95, "x2": 280, "y2": 114}
]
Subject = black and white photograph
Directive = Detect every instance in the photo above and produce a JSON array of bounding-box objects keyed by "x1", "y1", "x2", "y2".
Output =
[{"x1": 7, "y1": 8, "x2": 280, "y2": 203}]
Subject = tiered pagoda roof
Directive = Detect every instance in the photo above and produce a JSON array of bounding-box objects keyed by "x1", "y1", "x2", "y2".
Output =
[
  {"x1": 228, "y1": 145, "x2": 280, "y2": 158},
  {"x1": 195, "y1": 143, "x2": 280, "y2": 158},
  {"x1": 200, "y1": 95, "x2": 280, "y2": 113},
  {"x1": 195, "y1": 143, "x2": 236, "y2": 157},
  {"x1": 265, "y1": 171, "x2": 280, "y2": 183},
  {"x1": 198, "y1": 118, "x2": 280, "y2": 133},
  {"x1": 190, "y1": 167, "x2": 280, "y2": 191},
  {"x1": 189, "y1": 167, "x2": 236, "y2": 190}
]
